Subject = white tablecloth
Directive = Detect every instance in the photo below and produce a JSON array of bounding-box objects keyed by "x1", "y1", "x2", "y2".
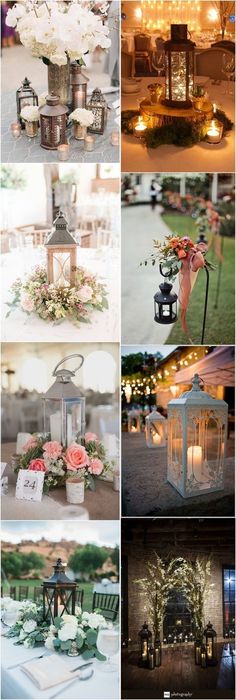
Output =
[
  {"x1": 121, "y1": 77, "x2": 235, "y2": 172},
  {"x1": 1, "y1": 636, "x2": 119, "y2": 699},
  {"x1": 1, "y1": 248, "x2": 120, "y2": 342}
]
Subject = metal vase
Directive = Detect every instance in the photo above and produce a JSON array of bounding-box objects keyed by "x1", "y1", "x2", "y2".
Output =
[{"x1": 47, "y1": 60, "x2": 70, "y2": 105}]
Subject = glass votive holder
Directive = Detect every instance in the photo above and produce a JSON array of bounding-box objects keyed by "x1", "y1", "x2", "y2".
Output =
[
  {"x1": 74, "y1": 123, "x2": 87, "y2": 140},
  {"x1": 11, "y1": 122, "x2": 21, "y2": 138},
  {"x1": 57, "y1": 143, "x2": 70, "y2": 161},
  {"x1": 132, "y1": 115, "x2": 147, "y2": 139},
  {"x1": 111, "y1": 130, "x2": 120, "y2": 146},
  {"x1": 84, "y1": 134, "x2": 95, "y2": 152},
  {"x1": 25, "y1": 121, "x2": 38, "y2": 138},
  {"x1": 205, "y1": 119, "x2": 223, "y2": 144}
]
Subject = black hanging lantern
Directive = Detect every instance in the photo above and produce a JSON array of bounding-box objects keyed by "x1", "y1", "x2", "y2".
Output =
[
  {"x1": 39, "y1": 94, "x2": 68, "y2": 150},
  {"x1": 196, "y1": 232, "x2": 208, "y2": 245},
  {"x1": 154, "y1": 265, "x2": 177, "y2": 324},
  {"x1": 70, "y1": 62, "x2": 89, "y2": 110},
  {"x1": 154, "y1": 636, "x2": 162, "y2": 667},
  {"x1": 43, "y1": 558, "x2": 77, "y2": 623},
  {"x1": 138, "y1": 622, "x2": 152, "y2": 667},
  {"x1": 16, "y1": 77, "x2": 38, "y2": 129},
  {"x1": 204, "y1": 621, "x2": 218, "y2": 666},
  {"x1": 164, "y1": 24, "x2": 195, "y2": 108},
  {"x1": 87, "y1": 88, "x2": 107, "y2": 135}
]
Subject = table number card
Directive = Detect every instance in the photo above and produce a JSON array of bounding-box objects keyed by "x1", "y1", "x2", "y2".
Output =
[{"x1": 15, "y1": 470, "x2": 45, "y2": 502}]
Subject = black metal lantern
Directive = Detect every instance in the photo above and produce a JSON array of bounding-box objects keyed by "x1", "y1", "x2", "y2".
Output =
[
  {"x1": 43, "y1": 558, "x2": 77, "y2": 623},
  {"x1": 138, "y1": 622, "x2": 152, "y2": 667},
  {"x1": 39, "y1": 94, "x2": 68, "y2": 150},
  {"x1": 204, "y1": 621, "x2": 218, "y2": 666},
  {"x1": 87, "y1": 88, "x2": 107, "y2": 135},
  {"x1": 16, "y1": 77, "x2": 38, "y2": 129},
  {"x1": 164, "y1": 25, "x2": 195, "y2": 108},
  {"x1": 201, "y1": 643, "x2": 207, "y2": 668},
  {"x1": 70, "y1": 63, "x2": 89, "y2": 110},
  {"x1": 154, "y1": 636, "x2": 162, "y2": 667},
  {"x1": 194, "y1": 637, "x2": 202, "y2": 665},
  {"x1": 196, "y1": 232, "x2": 208, "y2": 245},
  {"x1": 154, "y1": 280, "x2": 178, "y2": 325}
]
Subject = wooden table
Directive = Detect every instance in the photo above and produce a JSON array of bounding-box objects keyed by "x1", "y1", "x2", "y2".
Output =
[{"x1": 2, "y1": 444, "x2": 119, "y2": 521}]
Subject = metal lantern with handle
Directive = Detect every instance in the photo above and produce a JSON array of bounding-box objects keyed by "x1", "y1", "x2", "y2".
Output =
[
  {"x1": 167, "y1": 374, "x2": 228, "y2": 498},
  {"x1": 204, "y1": 621, "x2": 218, "y2": 666},
  {"x1": 145, "y1": 408, "x2": 167, "y2": 448},
  {"x1": 45, "y1": 210, "x2": 77, "y2": 288},
  {"x1": 138, "y1": 622, "x2": 152, "y2": 667},
  {"x1": 87, "y1": 88, "x2": 108, "y2": 134},
  {"x1": 39, "y1": 94, "x2": 68, "y2": 150},
  {"x1": 43, "y1": 354, "x2": 86, "y2": 447},
  {"x1": 16, "y1": 77, "x2": 38, "y2": 129},
  {"x1": 43, "y1": 558, "x2": 77, "y2": 623},
  {"x1": 70, "y1": 62, "x2": 89, "y2": 110},
  {"x1": 128, "y1": 409, "x2": 141, "y2": 434},
  {"x1": 164, "y1": 24, "x2": 195, "y2": 108}
]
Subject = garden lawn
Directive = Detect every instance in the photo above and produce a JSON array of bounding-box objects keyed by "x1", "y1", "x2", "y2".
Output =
[
  {"x1": 2, "y1": 580, "x2": 94, "y2": 611},
  {"x1": 162, "y1": 214, "x2": 235, "y2": 345}
]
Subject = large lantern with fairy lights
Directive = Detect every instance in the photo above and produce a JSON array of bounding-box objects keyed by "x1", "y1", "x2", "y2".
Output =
[
  {"x1": 204, "y1": 621, "x2": 218, "y2": 666},
  {"x1": 43, "y1": 354, "x2": 86, "y2": 447},
  {"x1": 164, "y1": 24, "x2": 195, "y2": 108},
  {"x1": 128, "y1": 409, "x2": 141, "y2": 434},
  {"x1": 145, "y1": 408, "x2": 167, "y2": 448},
  {"x1": 43, "y1": 559, "x2": 77, "y2": 623},
  {"x1": 39, "y1": 94, "x2": 68, "y2": 150},
  {"x1": 16, "y1": 77, "x2": 38, "y2": 128},
  {"x1": 138, "y1": 622, "x2": 152, "y2": 667},
  {"x1": 45, "y1": 211, "x2": 77, "y2": 288},
  {"x1": 167, "y1": 374, "x2": 228, "y2": 498}
]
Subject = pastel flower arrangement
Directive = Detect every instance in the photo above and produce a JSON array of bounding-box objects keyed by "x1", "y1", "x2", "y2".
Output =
[
  {"x1": 6, "y1": 1, "x2": 111, "y2": 66},
  {"x1": 141, "y1": 233, "x2": 214, "y2": 281},
  {"x1": 69, "y1": 108, "x2": 94, "y2": 127},
  {"x1": 20, "y1": 106, "x2": 40, "y2": 123},
  {"x1": 16, "y1": 433, "x2": 112, "y2": 493},
  {"x1": 45, "y1": 610, "x2": 110, "y2": 659},
  {"x1": 7, "y1": 265, "x2": 108, "y2": 326}
]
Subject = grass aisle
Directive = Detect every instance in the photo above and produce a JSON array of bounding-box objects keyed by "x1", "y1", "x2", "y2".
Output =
[{"x1": 162, "y1": 213, "x2": 235, "y2": 345}]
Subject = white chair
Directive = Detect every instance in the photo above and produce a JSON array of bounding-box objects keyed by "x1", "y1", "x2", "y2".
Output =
[
  {"x1": 96, "y1": 228, "x2": 112, "y2": 248},
  {"x1": 196, "y1": 47, "x2": 234, "y2": 81}
]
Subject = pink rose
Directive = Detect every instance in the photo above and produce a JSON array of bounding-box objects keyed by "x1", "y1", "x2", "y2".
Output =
[
  {"x1": 43, "y1": 441, "x2": 63, "y2": 459},
  {"x1": 28, "y1": 459, "x2": 46, "y2": 472},
  {"x1": 85, "y1": 432, "x2": 98, "y2": 443},
  {"x1": 64, "y1": 443, "x2": 90, "y2": 471},
  {"x1": 77, "y1": 285, "x2": 93, "y2": 303},
  {"x1": 22, "y1": 437, "x2": 38, "y2": 453},
  {"x1": 21, "y1": 294, "x2": 34, "y2": 312},
  {"x1": 88, "y1": 458, "x2": 104, "y2": 476}
]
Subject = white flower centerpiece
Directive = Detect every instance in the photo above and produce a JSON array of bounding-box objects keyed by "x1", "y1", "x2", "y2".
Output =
[
  {"x1": 20, "y1": 106, "x2": 40, "y2": 138},
  {"x1": 2, "y1": 599, "x2": 48, "y2": 647},
  {"x1": 69, "y1": 108, "x2": 94, "y2": 140},
  {"x1": 6, "y1": 1, "x2": 111, "y2": 104}
]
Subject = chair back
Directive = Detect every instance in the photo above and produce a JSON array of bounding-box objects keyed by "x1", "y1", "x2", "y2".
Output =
[
  {"x1": 121, "y1": 51, "x2": 133, "y2": 79},
  {"x1": 92, "y1": 592, "x2": 119, "y2": 622},
  {"x1": 196, "y1": 47, "x2": 234, "y2": 80},
  {"x1": 10, "y1": 586, "x2": 17, "y2": 600},
  {"x1": 96, "y1": 228, "x2": 112, "y2": 248},
  {"x1": 211, "y1": 40, "x2": 235, "y2": 54},
  {"x1": 33, "y1": 586, "x2": 43, "y2": 603},
  {"x1": 75, "y1": 588, "x2": 84, "y2": 608},
  {"x1": 134, "y1": 34, "x2": 151, "y2": 52},
  {"x1": 19, "y1": 585, "x2": 29, "y2": 600}
]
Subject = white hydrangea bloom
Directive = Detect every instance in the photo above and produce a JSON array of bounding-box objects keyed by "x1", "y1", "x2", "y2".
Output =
[{"x1": 23, "y1": 619, "x2": 37, "y2": 633}]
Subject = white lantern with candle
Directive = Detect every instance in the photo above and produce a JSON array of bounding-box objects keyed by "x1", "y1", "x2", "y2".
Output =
[
  {"x1": 167, "y1": 374, "x2": 228, "y2": 498},
  {"x1": 145, "y1": 408, "x2": 167, "y2": 448},
  {"x1": 128, "y1": 409, "x2": 141, "y2": 433},
  {"x1": 43, "y1": 355, "x2": 85, "y2": 448}
]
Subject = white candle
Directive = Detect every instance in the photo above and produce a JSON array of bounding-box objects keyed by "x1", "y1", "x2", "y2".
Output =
[
  {"x1": 16, "y1": 432, "x2": 31, "y2": 455},
  {"x1": 187, "y1": 445, "x2": 202, "y2": 479},
  {"x1": 206, "y1": 121, "x2": 222, "y2": 144},
  {"x1": 50, "y1": 412, "x2": 61, "y2": 442},
  {"x1": 152, "y1": 431, "x2": 161, "y2": 445},
  {"x1": 67, "y1": 414, "x2": 73, "y2": 446},
  {"x1": 134, "y1": 116, "x2": 147, "y2": 137}
]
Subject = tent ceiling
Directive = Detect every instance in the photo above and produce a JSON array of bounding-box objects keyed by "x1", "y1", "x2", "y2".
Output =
[{"x1": 174, "y1": 346, "x2": 235, "y2": 387}]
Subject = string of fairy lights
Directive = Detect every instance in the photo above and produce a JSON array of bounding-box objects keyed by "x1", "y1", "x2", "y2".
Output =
[
  {"x1": 122, "y1": 348, "x2": 209, "y2": 401},
  {"x1": 135, "y1": 0, "x2": 202, "y2": 33}
]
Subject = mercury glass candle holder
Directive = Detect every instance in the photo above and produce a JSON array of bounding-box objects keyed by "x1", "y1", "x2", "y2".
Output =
[
  {"x1": 11, "y1": 122, "x2": 21, "y2": 138},
  {"x1": 57, "y1": 144, "x2": 70, "y2": 161},
  {"x1": 25, "y1": 121, "x2": 38, "y2": 138},
  {"x1": 206, "y1": 119, "x2": 223, "y2": 144},
  {"x1": 84, "y1": 134, "x2": 95, "y2": 151},
  {"x1": 73, "y1": 123, "x2": 87, "y2": 140}
]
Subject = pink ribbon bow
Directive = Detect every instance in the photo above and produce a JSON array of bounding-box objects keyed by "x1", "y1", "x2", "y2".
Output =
[{"x1": 179, "y1": 242, "x2": 208, "y2": 341}]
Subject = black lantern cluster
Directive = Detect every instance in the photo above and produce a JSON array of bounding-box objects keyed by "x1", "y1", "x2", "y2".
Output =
[
  {"x1": 43, "y1": 558, "x2": 77, "y2": 623},
  {"x1": 164, "y1": 24, "x2": 195, "y2": 108},
  {"x1": 154, "y1": 264, "x2": 178, "y2": 325},
  {"x1": 138, "y1": 623, "x2": 162, "y2": 669},
  {"x1": 16, "y1": 77, "x2": 38, "y2": 129}
]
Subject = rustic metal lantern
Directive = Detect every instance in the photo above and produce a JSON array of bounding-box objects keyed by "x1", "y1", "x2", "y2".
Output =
[
  {"x1": 87, "y1": 88, "x2": 107, "y2": 134},
  {"x1": 154, "y1": 280, "x2": 178, "y2": 325},
  {"x1": 167, "y1": 374, "x2": 228, "y2": 498},
  {"x1": 145, "y1": 408, "x2": 167, "y2": 448},
  {"x1": 164, "y1": 24, "x2": 195, "y2": 108},
  {"x1": 45, "y1": 210, "x2": 77, "y2": 288},
  {"x1": 16, "y1": 77, "x2": 38, "y2": 129},
  {"x1": 39, "y1": 94, "x2": 68, "y2": 150},
  {"x1": 201, "y1": 643, "x2": 207, "y2": 668},
  {"x1": 43, "y1": 558, "x2": 77, "y2": 623},
  {"x1": 43, "y1": 354, "x2": 86, "y2": 447},
  {"x1": 154, "y1": 636, "x2": 162, "y2": 667},
  {"x1": 70, "y1": 62, "x2": 89, "y2": 110},
  {"x1": 128, "y1": 409, "x2": 141, "y2": 434},
  {"x1": 138, "y1": 622, "x2": 152, "y2": 667},
  {"x1": 194, "y1": 638, "x2": 202, "y2": 665},
  {"x1": 204, "y1": 621, "x2": 218, "y2": 666}
]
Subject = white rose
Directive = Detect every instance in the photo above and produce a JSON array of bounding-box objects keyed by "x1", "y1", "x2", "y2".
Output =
[
  {"x1": 19, "y1": 629, "x2": 27, "y2": 641},
  {"x1": 85, "y1": 612, "x2": 108, "y2": 629},
  {"x1": 62, "y1": 614, "x2": 77, "y2": 624},
  {"x1": 23, "y1": 620, "x2": 37, "y2": 633},
  {"x1": 45, "y1": 635, "x2": 55, "y2": 651},
  {"x1": 77, "y1": 285, "x2": 93, "y2": 303},
  {"x1": 58, "y1": 622, "x2": 78, "y2": 642},
  {"x1": 50, "y1": 52, "x2": 68, "y2": 66}
]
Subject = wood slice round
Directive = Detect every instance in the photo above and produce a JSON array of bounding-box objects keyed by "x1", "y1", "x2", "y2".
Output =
[{"x1": 140, "y1": 98, "x2": 213, "y2": 128}]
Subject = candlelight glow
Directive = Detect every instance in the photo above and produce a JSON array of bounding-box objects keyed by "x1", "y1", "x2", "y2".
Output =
[{"x1": 208, "y1": 8, "x2": 218, "y2": 21}]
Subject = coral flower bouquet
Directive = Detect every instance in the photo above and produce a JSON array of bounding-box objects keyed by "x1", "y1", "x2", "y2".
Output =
[{"x1": 16, "y1": 433, "x2": 112, "y2": 493}]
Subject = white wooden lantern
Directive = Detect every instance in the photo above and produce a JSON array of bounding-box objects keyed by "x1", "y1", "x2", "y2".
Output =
[
  {"x1": 45, "y1": 210, "x2": 77, "y2": 288},
  {"x1": 167, "y1": 374, "x2": 228, "y2": 498},
  {"x1": 128, "y1": 409, "x2": 141, "y2": 434},
  {"x1": 145, "y1": 408, "x2": 167, "y2": 448}
]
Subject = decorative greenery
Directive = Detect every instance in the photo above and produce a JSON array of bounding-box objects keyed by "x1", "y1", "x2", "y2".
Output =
[
  {"x1": 69, "y1": 544, "x2": 108, "y2": 578},
  {"x1": 4, "y1": 602, "x2": 48, "y2": 649},
  {"x1": 135, "y1": 555, "x2": 213, "y2": 638},
  {"x1": 140, "y1": 233, "x2": 215, "y2": 281},
  {"x1": 121, "y1": 108, "x2": 233, "y2": 148},
  {"x1": 1, "y1": 551, "x2": 44, "y2": 579},
  {"x1": 0, "y1": 165, "x2": 26, "y2": 190}
]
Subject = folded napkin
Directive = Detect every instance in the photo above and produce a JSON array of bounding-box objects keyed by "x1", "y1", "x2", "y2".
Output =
[{"x1": 21, "y1": 654, "x2": 80, "y2": 691}]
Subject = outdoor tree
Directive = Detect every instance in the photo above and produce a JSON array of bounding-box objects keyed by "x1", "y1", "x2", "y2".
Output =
[
  {"x1": 69, "y1": 544, "x2": 108, "y2": 578},
  {"x1": 111, "y1": 545, "x2": 119, "y2": 574},
  {"x1": 212, "y1": 1, "x2": 235, "y2": 38},
  {"x1": 2, "y1": 551, "x2": 45, "y2": 578}
]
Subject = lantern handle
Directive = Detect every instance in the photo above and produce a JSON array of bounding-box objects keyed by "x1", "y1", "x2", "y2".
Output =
[
  {"x1": 53, "y1": 354, "x2": 84, "y2": 377},
  {"x1": 159, "y1": 262, "x2": 173, "y2": 278}
]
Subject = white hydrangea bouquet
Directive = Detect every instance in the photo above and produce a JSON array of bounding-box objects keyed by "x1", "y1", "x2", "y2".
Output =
[
  {"x1": 2, "y1": 600, "x2": 48, "y2": 649},
  {"x1": 45, "y1": 610, "x2": 111, "y2": 659},
  {"x1": 69, "y1": 108, "x2": 94, "y2": 127},
  {"x1": 6, "y1": 1, "x2": 111, "y2": 66},
  {"x1": 20, "y1": 106, "x2": 40, "y2": 123}
]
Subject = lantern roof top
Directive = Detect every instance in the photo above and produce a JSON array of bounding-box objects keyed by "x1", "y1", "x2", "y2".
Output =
[
  {"x1": 43, "y1": 354, "x2": 84, "y2": 400},
  {"x1": 43, "y1": 558, "x2": 76, "y2": 586},
  {"x1": 45, "y1": 210, "x2": 77, "y2": 247},
  {"x1": 168, "y1": 374, "x2": 228, "y2": 408},
  {"x1": 146, "y1": 408, "x2": 166, "y2": 423}
]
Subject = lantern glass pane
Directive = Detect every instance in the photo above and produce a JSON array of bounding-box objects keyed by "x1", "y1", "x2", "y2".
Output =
[
  {"x1": 186, "y1": 408, "x2": 225, "y2": 492},
  {"x1": 147, "y1": 418, "x2": 166, "y2": 447},
  {"x1": 168, "y1": 409, "x2": 183, "y2": 487},
  {"x1": 20, "y1": 96, "x2": 35, "y2": 109},
  {"x1": 161, "y1": 304, "x2": 171, "y2": 318},
  {"x1": 53, "y1": 252, "x2": 71, "y2": 287},
  {"x1": 170, "y1": 51, "x2": 187, "y2": 102},
  {"x1": 44, "y1": 397, "x2": 85, "y2": 446}
]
